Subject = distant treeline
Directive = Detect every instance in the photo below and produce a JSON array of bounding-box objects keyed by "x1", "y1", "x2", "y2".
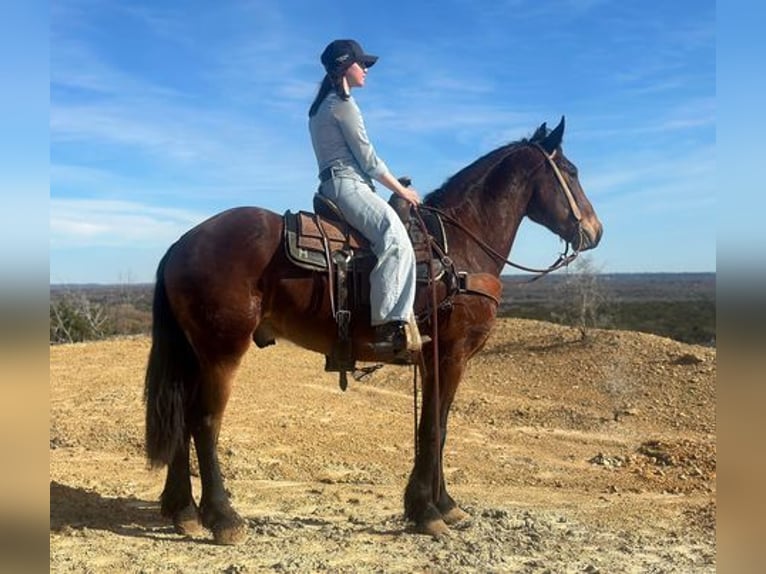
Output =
[
  {"x1": 498, "y1": 272, "x2": 715, "y2": 346},
  {"x1": 50, "y1": 272, "x2": 716, "y2": 346},
  {"x1": 50, "y1": 284, "x2": 153, "y2": 344},
  {"x1": 500, "y1": 299, "x2": 715, "y2": 346}
]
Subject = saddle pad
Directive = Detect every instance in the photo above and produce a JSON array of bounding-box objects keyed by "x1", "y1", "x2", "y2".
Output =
[
  {"x1": 297, "y1": 211, "x2": 366, "y2": 253},
  {"x1": 284, "y1": 210, "x2": 366, "y2": 271}
]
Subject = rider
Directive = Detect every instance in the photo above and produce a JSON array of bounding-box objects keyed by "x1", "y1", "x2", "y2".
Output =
[{"x1": 308, "y1": 39, "x2": 422, "y2": 359}]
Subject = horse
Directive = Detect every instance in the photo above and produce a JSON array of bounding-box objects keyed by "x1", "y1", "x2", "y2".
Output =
[{"x1": 144, "y1": 116, "x2": 603, "y2": 544}]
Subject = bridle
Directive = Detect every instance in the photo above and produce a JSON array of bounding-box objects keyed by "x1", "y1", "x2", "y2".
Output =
[
  {"x1": 420, "y1": 142, "x2": 586, "y2": 279},
  {"x1": 531, "y1": 143, "x2": 588, "y2": 266}
]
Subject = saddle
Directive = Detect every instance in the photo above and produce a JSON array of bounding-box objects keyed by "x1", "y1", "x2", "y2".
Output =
[
  {"x1": 282, "y1": 191, "x2": 500, "y2": 389},
  {"x1": 284, "y1": 195, "x2": 447, "y2": 280}
]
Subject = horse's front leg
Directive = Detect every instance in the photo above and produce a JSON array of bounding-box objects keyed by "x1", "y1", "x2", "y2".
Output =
[
  {"x1": 434, "y1": 358, "x2": 471, "y2": 525},
  {"x1": 436, "y1": 419, "x2": 471, "y2": 526},
  {"x1": 404, "y1": 351, "x2": 468, "y2": 537}
]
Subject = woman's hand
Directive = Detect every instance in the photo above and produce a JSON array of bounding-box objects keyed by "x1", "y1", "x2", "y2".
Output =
[
  {"x1": 378, "y1": 171, "x2": 420, "y2": 206},
  {"x1": 397, "y1": 186, "x2": 421, "y2": 206}
]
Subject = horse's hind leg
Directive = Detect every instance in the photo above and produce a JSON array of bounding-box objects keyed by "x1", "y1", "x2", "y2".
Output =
[
  {"x1": 192, "y1": 358, "x2": 248, "y2": 545},
  {"x1": 160, "y1": 431, "x2": 203, "y2": 536}
]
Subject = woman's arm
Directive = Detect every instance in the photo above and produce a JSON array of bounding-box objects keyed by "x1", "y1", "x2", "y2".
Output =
[
  {"x1": 375, "y1": 171, "x2": 421, "y2": 206},
  {"x1": 334, "y1": 98, "x2": 389, "y2": 179},
  {"x1": 334, "y1": 99, "x2": 420, "y2": 205}
]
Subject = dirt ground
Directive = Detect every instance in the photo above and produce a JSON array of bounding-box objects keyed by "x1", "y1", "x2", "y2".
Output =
[{"x1": 50, "y1": 318, "x2": 716, "y2": 573}]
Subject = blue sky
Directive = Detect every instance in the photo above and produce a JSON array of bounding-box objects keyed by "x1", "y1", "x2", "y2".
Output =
[{"x1": 49, "y1": 0, "x2": 716, "y2": 284}]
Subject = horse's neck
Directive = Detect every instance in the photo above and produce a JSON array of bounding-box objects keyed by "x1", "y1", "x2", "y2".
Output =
[{"x1": 441, "y1": 161, "x2": 532, "y2": 274}]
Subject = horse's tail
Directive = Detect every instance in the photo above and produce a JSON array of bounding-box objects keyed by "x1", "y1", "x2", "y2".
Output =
[{"x1": 144, "y1": 248, "x2": 197, "y2": 468}]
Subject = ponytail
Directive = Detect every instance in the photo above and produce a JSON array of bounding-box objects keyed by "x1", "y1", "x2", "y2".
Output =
[{"x1": 308, "y1": 73, "x2": 350, "y2": 117}]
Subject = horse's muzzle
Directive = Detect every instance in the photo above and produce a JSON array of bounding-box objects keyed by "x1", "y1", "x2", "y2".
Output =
[{"x1": 574, "y1": 219, "x2": 603, "y2": 252}]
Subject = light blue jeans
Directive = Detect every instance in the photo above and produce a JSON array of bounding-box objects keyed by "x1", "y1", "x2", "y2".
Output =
[{"x1": 319, "y1": 176, "x2": 416, "y2": 326}]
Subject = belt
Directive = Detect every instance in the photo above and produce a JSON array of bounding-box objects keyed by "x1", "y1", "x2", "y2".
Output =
[
  {"x1": 318, "y1": 166, "x2": 335, "y2": 183},
  {"x1": 318, "y1": 165, "x2": 374, "y2": 189}
]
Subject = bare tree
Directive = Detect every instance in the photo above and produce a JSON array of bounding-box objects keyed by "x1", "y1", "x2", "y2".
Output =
[
  {"x1": 552, "y1": 256, "x2": 610, "y2": 341},
  {"x1": 49, "y1": 290, "x2": 109, "y2": 344}
]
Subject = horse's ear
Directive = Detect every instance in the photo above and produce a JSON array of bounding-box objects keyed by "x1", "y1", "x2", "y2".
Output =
[
  {"x1": 531, "y1": 122, "x2": 547, "y2": 142},
  {"x1": 541, "y1": 116, "x2": 565, "y2": 153}
]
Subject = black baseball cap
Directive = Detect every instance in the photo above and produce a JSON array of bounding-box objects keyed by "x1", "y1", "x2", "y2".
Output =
[{"x1": 320, "y1": 39, "x2": 378, "y2": 74}]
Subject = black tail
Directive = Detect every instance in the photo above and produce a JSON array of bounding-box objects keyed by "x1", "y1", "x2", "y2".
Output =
[{"x1": 144, "y1": 249, "x2": 198, "y2": 468}]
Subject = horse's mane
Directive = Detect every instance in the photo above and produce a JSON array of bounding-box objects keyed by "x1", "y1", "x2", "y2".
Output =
[{"x1": 423, "y1": 137, "x2": 534, "y2": 208}]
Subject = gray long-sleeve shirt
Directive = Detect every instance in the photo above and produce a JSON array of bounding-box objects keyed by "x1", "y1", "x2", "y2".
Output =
[{"x1": 309, "y1": 92, "x2": 390, "y2": 184}]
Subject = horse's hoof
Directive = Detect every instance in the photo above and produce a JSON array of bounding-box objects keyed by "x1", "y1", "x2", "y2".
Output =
[
  {"x1": 419, "y1": 518, "x2": 451, "y2": 539},
  {"x1": 442, "y1": 506, "x2": 471, "y2": 525},
  {"x1": 212, "y1": 518, "x2": 248, "y2": 545},
  {"x1": 174, "y1": 514, "x2": 204, "y2": 537},
  {"x1": 169, "y1": 504, "x2": 203, "y2": 537}
]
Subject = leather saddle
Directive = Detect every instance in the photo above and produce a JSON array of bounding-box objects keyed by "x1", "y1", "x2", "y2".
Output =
[
  {"x1": 282, "y1": 192, "x2": 448, "y2": 389},
  {"x1": 283, "y1": 194, "x2": 448, "y2": 284},
  {"x1": 281, "y1": 190, "x2": 502, "y2": 390}
]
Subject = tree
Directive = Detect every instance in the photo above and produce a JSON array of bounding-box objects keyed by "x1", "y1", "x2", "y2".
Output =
[
  {"x1": 49, "y1": 290, "x2": 108, "y2": 344},
  {"x1": 551, "y1": 256, "x2": 610, "y2": 340}
]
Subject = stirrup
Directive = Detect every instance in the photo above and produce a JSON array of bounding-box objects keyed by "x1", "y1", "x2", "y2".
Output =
[{"x1": 368, "y1": 343, "x2": 418, "y2": 365}]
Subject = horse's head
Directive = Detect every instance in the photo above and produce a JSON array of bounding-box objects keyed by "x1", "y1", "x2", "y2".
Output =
[{"x1": 525, "y1": 117, "x2": 603, "y2": 252}]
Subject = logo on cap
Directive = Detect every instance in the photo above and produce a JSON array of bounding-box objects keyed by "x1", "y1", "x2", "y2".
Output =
[{"x1": 321, "y1": 39, "x2": 377, "y2": 74}]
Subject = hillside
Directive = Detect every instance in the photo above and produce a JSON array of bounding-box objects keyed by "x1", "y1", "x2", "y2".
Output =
[{"x1": 50, "y1": 318, "x2": 716, "y2": 572}]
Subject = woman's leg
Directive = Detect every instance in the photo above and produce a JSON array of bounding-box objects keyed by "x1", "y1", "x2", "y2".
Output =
[{"x1": 320, "y1": 178, "x2": 416, "y2": 325}]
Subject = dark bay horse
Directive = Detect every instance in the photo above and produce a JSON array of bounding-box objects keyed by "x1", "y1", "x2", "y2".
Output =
[{"x1": 144, "y1": 116, "x2": 603, "y2": 544}]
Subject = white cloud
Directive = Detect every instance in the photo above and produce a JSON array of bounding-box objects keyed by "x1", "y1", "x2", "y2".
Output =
[{"x1": 50, "y1": 199, "x2": 206, "y2": 248}]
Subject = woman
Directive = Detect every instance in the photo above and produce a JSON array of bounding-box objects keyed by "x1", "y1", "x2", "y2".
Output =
[{"x1": 308, "y1": 39, "x2": 421, "y2": 359}]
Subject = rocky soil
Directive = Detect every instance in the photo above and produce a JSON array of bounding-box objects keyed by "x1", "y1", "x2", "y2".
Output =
[{"x1": 50, "y1": 318, "x2": 716, "y2": 572}]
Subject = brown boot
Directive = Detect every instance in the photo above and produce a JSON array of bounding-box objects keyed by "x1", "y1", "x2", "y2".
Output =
[
  {"x1": 404, "y1": 315, "x2": 429, "y2": 352},
  {"x1": 372, "y1": 319, "x2": 427, "y2": 364}
]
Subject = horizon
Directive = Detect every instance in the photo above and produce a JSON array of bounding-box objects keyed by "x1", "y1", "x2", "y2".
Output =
[
  {"x1": 50, "y1": 1, "x2": 715, "y2": 283},
  {"x1": 50, "y1": 270, "x2": 716, "y2": 288}
]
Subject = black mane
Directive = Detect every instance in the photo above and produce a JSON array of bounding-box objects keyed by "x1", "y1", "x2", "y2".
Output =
[
  {"x1": 422, "y1": 119, "x2": 561, "y2": 208},
  {"x1": 424, "y1": 138, "x2": 532, "y2": 207}
]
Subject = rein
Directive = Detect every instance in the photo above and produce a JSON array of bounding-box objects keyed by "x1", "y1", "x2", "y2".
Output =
[
  {"x1": 411, "y1": 207, "x2": 442, "y2": 505},
  {"x1": 422, "y1": 204, "x2": 578, "y2": 277}
]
